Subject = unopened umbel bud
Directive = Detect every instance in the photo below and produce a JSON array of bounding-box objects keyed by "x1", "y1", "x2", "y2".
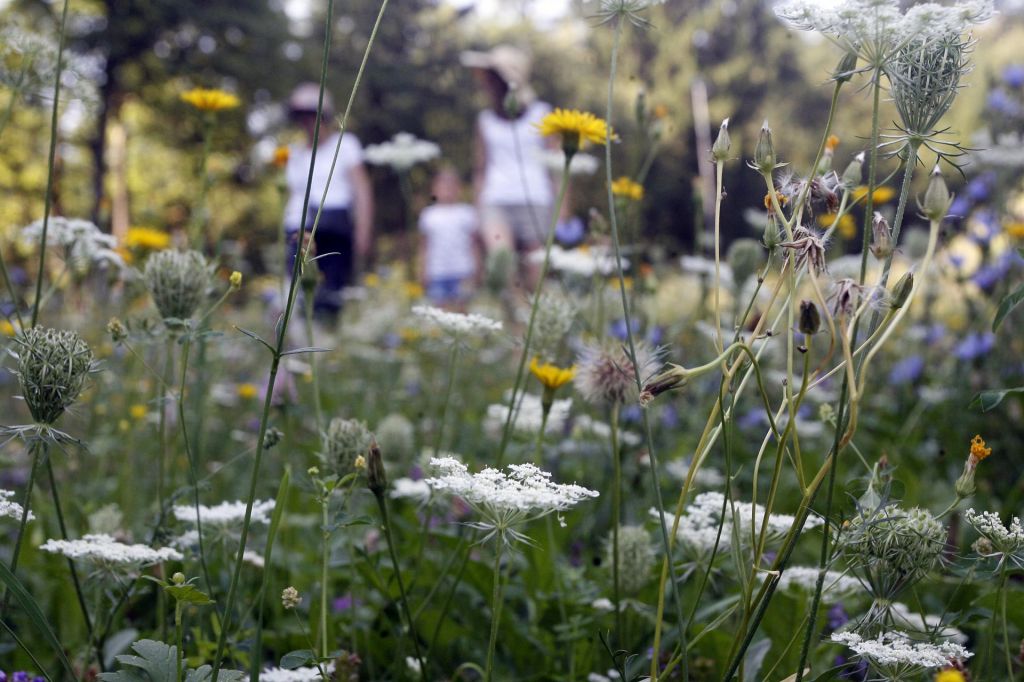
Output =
[
  {"x1": 754, "y1": 120, "x2": 776, "y2": 173},
  {"x1": 890, "y1": 272, "x2": 914, "y2": 309},
  {"x1": 711, "y1": 118, "x2": 731, "y2": 162},
  {"x1": 920, "y1": 165, "x2": 953, "y2": 222},
  {"x1": 832, "y1": 51, "x2": 858, "y2": 84},
  {"x1": 842, "y1": 152, "x2": 864, "y2": 187},
  {"x1": 869, "y1": 212, "x2": 894, "y2": 259},
  {"x1": 798, "y1": 300, "x2": 821, "y2": 335}
]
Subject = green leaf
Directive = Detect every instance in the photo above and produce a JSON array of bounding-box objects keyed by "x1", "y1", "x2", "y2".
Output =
[
  {"x1": 99, "y1": 639, "x2": 178, "y2": 682},
  {"x1": 969, "y1": 387, "x2": 1024, "y2": 412},
  {"x1": 280, "y1": 649, "x2": 317, "y2": 669},
  {"x1": 993, "y1": 282, "x2": 1024, "y2": 331},
  {"x1": 0, "y1": 560, "x2": 77, "y2": 681},
  {"x1": 165, "y1": 584, "x2": 214, "y2": 606}
]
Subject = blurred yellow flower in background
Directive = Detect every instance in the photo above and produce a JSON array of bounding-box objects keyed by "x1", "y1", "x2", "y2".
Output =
[
  {"x1": 272, "y1": 146, "x2": 290, "y2": 169},
  {"x1": 130, "y1": 404, "x2": 148, "y2": 420},
  {"x1": 818, "y1": 212, "x2": 856, "y2": 239},
  {"x1": 181, "y1": 88, "x2": 241, "y2": 112},
  {"x1": 611, "y1": 177, "x2": 644, "y2": 201},
  {"x1": 1004, "y1": 221, "x2": 1024, "y2": 238},
  {"x1": 237, "y1": 383, "x2": 258, "y2": 400},
  {"x1": 1, "y1": 320, "x2": 15, "y2": 337},
  {"x1": 124, "y1": 226, "x2": 171, "y2": 252},
  {"x1": 852, "y1": 185, "x2": 896, "y2": 204}
]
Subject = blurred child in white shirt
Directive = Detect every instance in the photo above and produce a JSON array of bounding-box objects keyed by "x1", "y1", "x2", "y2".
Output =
[{"x1": 418, "y1": 167, "x2": 480, "y2": 307}]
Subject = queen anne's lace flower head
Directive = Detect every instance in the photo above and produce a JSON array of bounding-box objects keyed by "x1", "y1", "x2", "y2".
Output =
[
  {"x1": 257, "y1": 662, "x2": 336, "y2": 682},
  {"x1": 0, "y1": 490, "x2": 33, "y2": 522},
  {"x1": 425, "y1": 456, "x2": 598, "y2": 543},
  {"x1": 390, "y1": 477, "x2": 432, "y2": 503},
  {"x1": 20, "y1": 217, "x2": 125, "y2": 274},
  {"x1": 40, "y1": 534, "x2": 182, "y2": 568},
  {"x1": 831, "y1": 630, "x2": 972, "y2": 675},
  {"x1": 411, "y1": 305, "x2": 502, "y2": 336},
  {"x1": 364, "y1": 132, "x2": 440, "y2": 172},
  {"x1": 965, "y1": 508, "x2": 1024, "y2": 567},
  {"x1": 484, "y1": 393, "x2": 572, "y2": 439},
  {"x1": 172, "y1": 499, "x2": 275, "y2": 526},
  {"x1": 776, "y1": 566, "x2": 862, "y2": 599}
]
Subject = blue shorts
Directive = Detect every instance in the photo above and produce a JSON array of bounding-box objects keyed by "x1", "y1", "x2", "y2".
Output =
[{"x1": 427, "y1": 277, "x2": 467, "y2": 303}]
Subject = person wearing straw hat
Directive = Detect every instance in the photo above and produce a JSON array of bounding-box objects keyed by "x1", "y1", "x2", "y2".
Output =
[
  {"x1": 462, "y1": 45, "x2": 557, "y2": 289},
  {"x1": 283, "y1": 82, "x2": 374, "y2": 319}
]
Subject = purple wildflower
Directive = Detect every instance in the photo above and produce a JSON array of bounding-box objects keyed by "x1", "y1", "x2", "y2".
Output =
[
  {"x1": 954, "y1": 332, "x2": 995, "y2": 361},
  {"x1": 1004, "y1": 64, "x2": 1024, "y2": 88}
]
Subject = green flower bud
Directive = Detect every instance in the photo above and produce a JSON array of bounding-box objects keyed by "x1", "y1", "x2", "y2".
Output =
[
  {"x1": 870, "y1": 212, "x2": 894, "y2": 259},
  {"x1": 727, "y1": 238, "x2": 764, "y2": 288},
  {"x1": 798, "y1": 300, "x2": 821, "y2": 335},
  {"x1": 144, "y1": 249, "x2": 210, "y2": 321},
  {"x1": 890, "y1": 272, "x2": 914, "y2": 309},
  {"x1": 14, "y1": 327, "x2": 94, "y2": 425},
  {"x1": 832, "y1": 51, "x2": 859, "y2": 83},
  {"x1": 366, "y1": 438, "x2": 387, "y2": 497},
  {"x1": 321, "y1": 418, "x2": 372, "y2": 476},
  {"x1": 841, "y1": 151, "x2": 864, "y2": 187},
  {"x1": 172, "y1": 572, "x2": 186, "y2": 585},
  {"x1": 754, "y1": 120, "x2": 776, "y2": 173},
  {"x1": 107, "y1": 317, "x2": 128, "y2": 344},
  {"x1": 711, "y1": 117, "x2": 731, "y2": 163},
  {"x1": 920, "y1": 164, "x2": 953, "y2": 222}
]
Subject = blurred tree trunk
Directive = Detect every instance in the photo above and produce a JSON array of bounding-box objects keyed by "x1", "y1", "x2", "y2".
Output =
[{"x1": 89, "y1": 64, "x2": 121, "y2": 230}]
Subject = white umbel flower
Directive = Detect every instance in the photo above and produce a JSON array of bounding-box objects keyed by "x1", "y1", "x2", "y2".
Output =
[
  {"x1": 965, "y1": 508, "x2": 1024, "y2": 567},
  {"x1": 776, "y1": 566, "x2": 862, "y2": 598},
  {"x1": 390, "y1": 477, "x2": 432, "y2": 503},
  {"x1": 831, "y1": 630, "x2": 972, "y2": 672},
  {"x1": 411, "y1": 305, "x2": 502, "y2": 336},
  {"x1": 172, "y1": 499, "x2": 275, "y2": 526},
  {"x1": 20, "y1": 216, "x2": 125, "y2": 272},
  {"x1": 425, "y1": 456, "x2": 599, "y2": 543},
  {"x1": 0, "y1": 489, "x2": 33, "y2": 522},
  {"x1": 364, "y1": 132, "x2": 440, "y2": 172},
  {"x1": 534, "y1": 245, "x2": 628, "y2": 278},
  {"x1": 40, "y1": 533, "x2": 182, "y2": 566},
  {"x1": 484, "y1": 393, "x2": 572, "y2": 439},
  {"x1": 255, "y1": 662, "x2": 335, "y2": 682}
]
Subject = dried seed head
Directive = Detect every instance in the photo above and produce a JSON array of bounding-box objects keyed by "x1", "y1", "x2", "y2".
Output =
[
  {"x1": 575, "y1": 341, "x2": 661, "y2": 406},
  {"x1": 533, "y1": 293, "x2": 576, "y2": 361},
  {"x1": 13, "y1": 327, "x2": 94, "y2": 425},
  {"x1": 779, "y1": 226, "x2": 828, "y2": 276},
  {"x1": 842, "y1": 505, "x2": 945, "y2": 597},
  {"x1": 321, "y1": 417, "x2": 372, "y2": 476},
  {"x1": 870, "y1": 212, "x2": 895, "y2": 259},
  {"x1": 107, "y1": 317, "x2": 127, "y2": 344},
  {"x1": 144, "y1": 249, "x2": 210, "y2": 321},
  {"x1": 798, "y1": 300, "x2": 821, "y2": 335}
]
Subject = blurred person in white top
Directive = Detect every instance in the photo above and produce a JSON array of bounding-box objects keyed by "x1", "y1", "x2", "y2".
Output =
[
  {"x1": 283, "y1": 83, "x2": 374, "y2": 319},
  {"x1": 418, "y1": 167, "x2": 480, "y2": 309},
  {"x1": 462, "y1": 45, "x2": 561, "y2": 289}
]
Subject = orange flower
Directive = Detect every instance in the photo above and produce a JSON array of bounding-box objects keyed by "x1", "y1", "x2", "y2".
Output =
[
  {"x1": 825, "y1": 134, "x2": 840, "y2": 152},
  {"x1": 970, "y1": 434, "x2": 991, "y2": 462},
  {"x1": 272, "y1": 146, "x2": 290, "y2": 169}
]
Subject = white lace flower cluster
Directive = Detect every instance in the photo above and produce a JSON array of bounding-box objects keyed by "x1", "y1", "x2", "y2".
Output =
[
  {"x1": 831, "y1": 630, "x2": 972, "y2": 672},
  {"x1": 40, "y1": 534, "x2": 182, "y2": 567},
  {"x1": 776, "y1": 566, "x2": 862, "y2": 598},
  {"x1": 484, "y1": 393, "x2": 573, "y2": 439},
  {"x1": 965, "y1": 508, "x2": 1024, "y2": 565},
  {"x1": 173, "y1": 499, "x2": 276, "y2": 526},
  {"x1": 0, "y1": 490, "x2": 33, "y2": 522},
  {"x1": 364, "y1": 132, "x2": 440, "y2": 172},
  {"x1": 411, "y1": 305, "x2": 503, "y2": 336},
  {"x1": 425, "y1": 456, "x2": 599, "y2": 541},
  {"x1": 651, "y1": 492, "x2": 823, "y2": 557},
  {"x1": 775, "y1": 0, "x2": 993, "y2": 56},
  {"x1": 256, "y1": 661, "x2": 335, "y2": 682},
  {"x1": 390, "y1": 477, "x2": 432, "y2": 503},
  {"x1": 533, "y1": 245, "x2": 628, "y2": 278},
  {"x1": 20, "y1": 217, "x2": 125, "y2": 272}
]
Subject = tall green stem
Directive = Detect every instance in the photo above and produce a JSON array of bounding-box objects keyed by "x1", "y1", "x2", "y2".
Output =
[
  {"x1": 189, "y1": 117, "x2": 214, "y2": 250},
  {"x1": 610, "y1": 402, "x2": 623, "y2": 641},
  {"x1": 319, "y1": 490, "x2": 330, "y2": 659},
  {"x1": 484, "y1": 539, "x2": 506, "y2": 682},
  {"x1": 374, "y1": 493, "x2": 425, "y2": 679},
  {"x1": 29, "y1": 0, "x2": 69, "y2": 329}
]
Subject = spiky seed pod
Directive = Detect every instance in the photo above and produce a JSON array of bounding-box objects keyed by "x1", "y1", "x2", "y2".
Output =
[
  {"x1": 575, "y1": 341, "x2": 661, "y2": 407},
  {"x1": 321, "y1": 417, "x2": 372, "y2": 476},
  {"x1": 13, "y1": 327, "x2": 94, "y2": 425},
  {"x1": 375, "y1": 413, "x2": 415, "y2": 463},
  {"x1": 887, "y1": 31, "x2": 971, "y2": 138},
  {"x1": 605, "y1": 525, "x2": 656, "y2": 594},
  {"x1": 143, "y1": 249, "x2": 210, "y2": 321}
]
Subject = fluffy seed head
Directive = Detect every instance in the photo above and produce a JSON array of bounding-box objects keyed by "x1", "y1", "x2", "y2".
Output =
[{"x1": 574, "y1": 341, "x2": 661, "y2": 406}]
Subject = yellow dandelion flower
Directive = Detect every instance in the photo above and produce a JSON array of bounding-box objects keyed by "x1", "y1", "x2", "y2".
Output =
[
  {"x1": 611, "y1": 177, "x2": 644, "y2": 201},
  {"x1": 825, "y1": 134, "x2": 840, "y2": 152},
  {"x1": 1, "y1": 320, "x2": 15, "y2": 337},
  {"x1": 935, "y1": 669, "x2": 966, "y2": 682},
  {"x1": 124, "y1": 226, "x2": 171, "y2": 252},
  {"x1": 237, "y1": 383, "x2": 259, "y2": 400},
  {"x1": 403, "y1": 282, "x2": 425, "y2": 299},
  {"x1": 529, "y1": 357, "x2": 576, "y2": 391},
  {"x1": 970, "y1": 434, "x2": 991, "y2": 462},
  {"x1": 819, "y1": 212, "x2": 857, "y2": 239},
  {"x1": 852, "y1": 185, "x2": 896, "y2": 204},
  {"x1": 537, "y1": 108, "x2": 615, "y2": 154},
  {"x1": 180, "y1": 87, "x2": 241, "y2": 112},
  {"x1": 272, "y1": 145, "x2": 290, "y2": 169},
  {"x1": 130, "y1": 404, "x2": 148, "y2": 420},
  {"x1": 1004, "y1": 221, "x2": 1024, "y2": 239}
]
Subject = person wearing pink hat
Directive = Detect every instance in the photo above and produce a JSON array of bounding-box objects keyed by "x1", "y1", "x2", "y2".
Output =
[
  {"x1": 283, "y1": 82, "x2": 374, "y2": 319},
  {"x1": 462, "y1": 45, "x2": 558, "y2": 289}
]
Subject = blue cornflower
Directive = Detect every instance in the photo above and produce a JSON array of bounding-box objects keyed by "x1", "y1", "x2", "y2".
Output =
[
  {"x1": 954, "y1": 332, "x2": 995, "y2": 361},
  {"x1": 889, "y1": 355, "x2": 925, "y2": 385},
  {"x1": 1004, "y1": 64, "x2": 1024, "y2": 88}
]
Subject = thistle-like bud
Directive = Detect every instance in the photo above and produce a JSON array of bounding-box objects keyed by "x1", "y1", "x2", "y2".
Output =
[
  {"x1": 920, "y1": 165, "x2": 953, "y2": 222},
  {"x1": 762, "y1": 215, "x2": 782, "y2": 251},
  {"x1": 14, "y1": 327, "x2": 94, "y2": 425},
  {"x1": 144, "y1": 249, "x2": 210, "y2": 321},
  {"x1": 727, "y1": 238, "x2": 764, "y2": 288},
  {"x1": 374, "y1": 413, "x2": 415, "y2": 462},
  {"x1": 366, "y1": 438, "x2": 387, "y2": 497},
  {"x1": 798, "y1": 300, "x2": 821, "y2": 335},
  {"x1": 321, "y1": 417, "x2": 372, "y2": 476},
  {"x1": 869, "y1": 212, "x2": 894, "y2": 259},
  {"x1": 281, "y1": 586, "x2": 300, "y2": 610},
  {"x1": 711, "y1": 118, "x2": 731, "y2": 163},
  {"x1": 171, "y1": 572, "x2": 186, "y2": 585},
  {"x1": 107, "y1": 317, "x2": 127, "y2": 344},
  {"x1": 533, "y1": 293, "x2": 576, "y2": 360},
  {"x1": 841, "y1": 152, "x2": 864, "y2": 187},
  {"x1": 842, "y1": 505, "x2": 945, "y2": 596},
  {"x1": 604, "y1": 525, "x2": 655, "y2": 595},
  {"x1": 753, "y1": 120, "x2": 776, "y2": 173},
  {"x1": 889, "y1": 272, "x2": 914, "y2": 309},
  {"x1": 832, "y1": 51, "x2": 858, "y2": 84}
]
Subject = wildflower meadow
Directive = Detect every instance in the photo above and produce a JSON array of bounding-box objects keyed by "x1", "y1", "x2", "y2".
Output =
[{"x1": 4, "y1": 1, "x2": 1024, "y2": 681}]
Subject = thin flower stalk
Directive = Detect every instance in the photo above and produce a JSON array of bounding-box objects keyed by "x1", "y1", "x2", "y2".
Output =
[{"x1": 209, "y1": 0, "x2": 391, "y2": 677}]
